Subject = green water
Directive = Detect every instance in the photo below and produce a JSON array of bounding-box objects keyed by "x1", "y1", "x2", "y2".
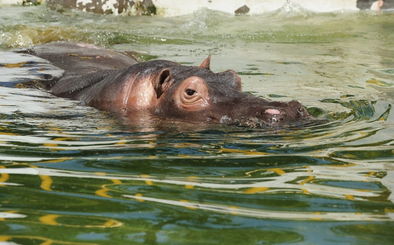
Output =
[{"x1": 0, "y1": 5, "x2": 394, "y2": 245}]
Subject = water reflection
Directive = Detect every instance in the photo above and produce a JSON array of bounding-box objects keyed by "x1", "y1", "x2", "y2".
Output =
[
  {"x1": 0, "y1": 162, "x2": 392, "y2": 222},
  {"x1": 124, "y1": 194, "x2": 387, "y2": 221}
]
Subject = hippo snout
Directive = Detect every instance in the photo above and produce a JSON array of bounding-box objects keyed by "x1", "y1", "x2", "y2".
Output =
[
  {"x1": 215, "y1": 98, "x2": 311, "y2": 128},
  {"x1": 262, "y1": 101, "x2": 310, "y2": 126}
]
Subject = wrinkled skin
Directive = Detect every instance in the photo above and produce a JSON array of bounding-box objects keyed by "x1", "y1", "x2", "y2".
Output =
[{"x1": 22, "y1": 42, "x2": 311, "y2": 128}]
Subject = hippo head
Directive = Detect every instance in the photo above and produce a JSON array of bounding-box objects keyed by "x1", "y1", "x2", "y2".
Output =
[{"x1": 137, "y1": 57, "x2": 311, "y2": 128}]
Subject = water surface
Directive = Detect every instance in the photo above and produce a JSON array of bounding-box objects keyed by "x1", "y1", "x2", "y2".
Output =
[{"x1": 0, "y1": 5, "x2": 393, "y2": 245}]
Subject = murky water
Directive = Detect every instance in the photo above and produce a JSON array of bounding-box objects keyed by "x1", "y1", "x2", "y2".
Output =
[{"x1": 0, "y1": 5, "x2": 393, "y2": 245}]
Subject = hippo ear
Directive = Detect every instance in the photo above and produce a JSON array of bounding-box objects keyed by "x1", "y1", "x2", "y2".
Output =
[
  {"x1": 154, "y1": 69, "x2": 174, "y2": 98},
  {"x1": 199, "y1": 55, "x2": 211, "y2": 70}
]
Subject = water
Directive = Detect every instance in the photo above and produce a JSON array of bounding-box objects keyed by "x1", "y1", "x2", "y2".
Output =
[{"x1": 0, "y1": 5, "x2": 394, "y2": 245}]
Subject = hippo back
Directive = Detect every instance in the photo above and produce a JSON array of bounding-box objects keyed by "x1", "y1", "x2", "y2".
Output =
[
  {"x1": 22, "y1": 42, "x2": 137, "y2": 76},
  {"x1": 19, "y1": 42, "x2": 138, "y2": 97}
]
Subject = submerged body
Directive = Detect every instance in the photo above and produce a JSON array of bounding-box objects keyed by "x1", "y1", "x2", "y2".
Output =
[{"x1": 22, "y1": 42, "x2": 311, "y2": 128}]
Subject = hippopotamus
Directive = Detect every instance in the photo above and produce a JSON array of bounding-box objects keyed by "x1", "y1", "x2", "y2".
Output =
[{"x1": 21, "y1": 42, "x2": 311, "y2": 128}]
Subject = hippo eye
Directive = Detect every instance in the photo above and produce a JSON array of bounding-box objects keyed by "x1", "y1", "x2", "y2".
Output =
[
  {"x1": 176, "y1": 76, "x2": 209, "y2": 111},
  {"x1": 185, "y1": 89, "x2": 196, "y2": 96}
]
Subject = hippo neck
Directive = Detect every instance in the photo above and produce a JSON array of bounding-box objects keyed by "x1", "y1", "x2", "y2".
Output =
[{"x1": 83, "y1": 61, "x2": 178, "y2": 113}]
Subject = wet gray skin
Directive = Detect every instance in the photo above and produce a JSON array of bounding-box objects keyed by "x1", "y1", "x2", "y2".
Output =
[{"x1": 21, "y1": 42, "x2": 311, "y2": 128}]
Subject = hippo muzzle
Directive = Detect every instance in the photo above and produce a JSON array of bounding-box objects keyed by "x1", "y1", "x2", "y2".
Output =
[{"x1": 210, "y1": 96, "x2": 311, "y2": 128}]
